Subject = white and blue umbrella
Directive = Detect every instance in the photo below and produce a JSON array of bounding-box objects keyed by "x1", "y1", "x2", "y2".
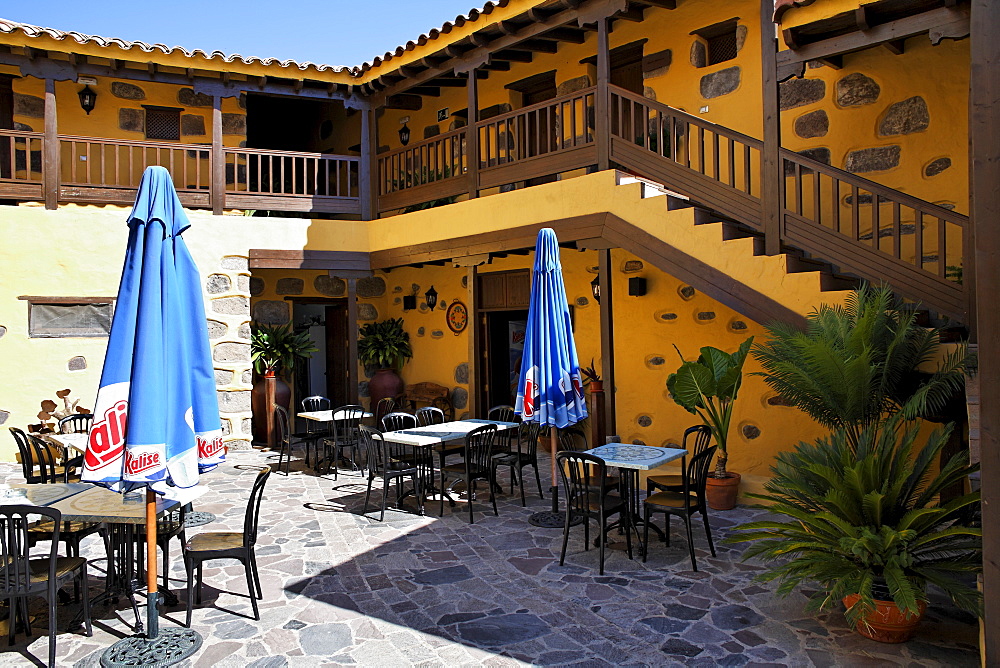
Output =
[
  {"x1": 514, "y1": 228, "x2": 587, "y2": 517},
  {"x1": 82, "y1": 165, "x2": 223, "y2": 643}
]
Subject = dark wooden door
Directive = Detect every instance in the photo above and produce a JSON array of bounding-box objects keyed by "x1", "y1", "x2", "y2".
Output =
[{"x1": 325, "y1": 302, "x2": 349, "y2": 407}]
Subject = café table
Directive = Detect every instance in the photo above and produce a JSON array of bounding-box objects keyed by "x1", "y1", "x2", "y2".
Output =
[
  {"x1": 8, "y1": 482, "x2": 204, "y2": 632},
  {"x1": 584, "y1": 443, "x2": 687, "y2": 555},
  {"x1": 298, "y1": 408, "x2": 373, "y2": 472},
  {"x1": 382, "y1": 419, "x2": 520, "y2": 507}
]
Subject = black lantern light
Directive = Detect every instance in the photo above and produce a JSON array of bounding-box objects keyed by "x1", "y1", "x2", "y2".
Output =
[
  {"x1": 424, "y1": 285, "x2": 438, "y2": 310},
  {"x1": 78, "y1": 85, "x2": 97, "y2": 115},
  {"x1": 591, "y1": 274, "x2": 601, "y2": 304},
  {"x1": 398, "y1": 123, "x2": 411, "y2": 146}
]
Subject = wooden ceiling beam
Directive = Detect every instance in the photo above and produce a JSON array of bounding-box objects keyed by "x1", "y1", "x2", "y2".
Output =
[
  {"x1": 430, "y1": 77, "x2": 469, "y2": 87},
  {"x1": 614, "y1": 6, "x2": 646, "y2": 22},
  {"x1": 519, "y1": 39, "x2": 560, "y2": 53},
  {"x1": 410, "y1": 85, "x2": 441, "y2": 96},
  {"x1": 470, "y1": 32, "x2": 492, "y2": 48},
  {"x1": 777, "y1": 5, "x2": 970, "y2": 67},
  {"x1": 638, "y1": 0, "x2": 676, "y2": 8},
  {"x1": 883, "y1": 39, "x2": 906, "y2": 55},
  {"x1": 482, "y1": 61, "x2": 511, "y2": 71},
  {"x1": 491, "y1": 49, "x2": 534, "y2": 62},
  {"x1": 544, "y1": 27, "x2": 588, "y2": 43}
]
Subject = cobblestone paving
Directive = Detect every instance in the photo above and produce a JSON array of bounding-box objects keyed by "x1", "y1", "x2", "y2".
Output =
[{"x1": 0, "y1": 447, "x2": 980, "y2": 667}]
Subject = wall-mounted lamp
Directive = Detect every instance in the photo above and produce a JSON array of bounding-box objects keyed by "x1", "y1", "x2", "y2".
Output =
[
  {"x1": 398, "y1": 123, "x2": 411, "y2": 146},
  {"x1": 78, "y1": 85, "x2": 97, "y2": 115},
  {"x1": 424, "y1": 285, "x2": 438, "y2": 310},
  {"x1": 591, "y1": 275, "x2": 601, "y2": 304},
  {"x1": 628, "y1": 277, "x2": 647, "y2": 297}
]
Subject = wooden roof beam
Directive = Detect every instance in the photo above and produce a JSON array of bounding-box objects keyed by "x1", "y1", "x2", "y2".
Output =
[
  {"x1": 638, "y1": 0, "x2": 676, "y2": 8},
  {"x1": 410, "y1": 85, "x2": 441, "y2": 96},
  {"x1": 482, "y1": 61, "x2": 511, "y2": 71},
  {"x1": 615, "y1": 5, "x2": 646, "y2": 22},
  {"x1": 519, "y1": 39, "x2": 559, "y2": 53},
  {"x1": 544, "y1": 27, "x2": 588, "y2": 43},
  {"x1": 429, "y1": 77, "x2": 469, "y2": 87},
  {"x1": 491, "y1": 49, "x2": 534, "y2": 62}
]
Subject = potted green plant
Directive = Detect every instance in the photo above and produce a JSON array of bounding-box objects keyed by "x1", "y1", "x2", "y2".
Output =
[
  {"x1": 358, "y1": 318, "x2": 413, "y2": 411},
  {"x1": 250, "y1": 323, "x2": 317, "y2": 447},
  {"x1": 666, "y1": 337, "x2": 753, "y2": 510},
  {"x1": 580, "y1": 360, "x2": 603, "y2": 393},
  {"x1": 728, "y1": 416, "x2": 982, "y2": 643}
]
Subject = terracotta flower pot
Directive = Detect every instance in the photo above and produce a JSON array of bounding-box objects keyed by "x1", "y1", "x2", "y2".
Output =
[
  {"x1": 842, "y1": 594, "x2": 927, "y2": 643},
  {"x1": 705, "y1": 472, "x2": 741, "y2": 510},
  {"x1": 251, "y1": 369, "x2": 291, "y2": 448},
  {"x1": 368, "y1": 368, "x2": 405, "y2": 414}
]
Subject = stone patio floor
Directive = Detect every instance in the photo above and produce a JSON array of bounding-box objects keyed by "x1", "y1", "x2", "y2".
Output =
[{"x1": 0, "y1": 446, "x2": 981, "y2": 667}]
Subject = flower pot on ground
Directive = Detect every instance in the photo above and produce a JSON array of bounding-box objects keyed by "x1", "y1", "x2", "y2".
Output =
[
  {"x1": 667, "y1": 337, "x2": 753, "y2": 502},
  {"x1": 358, "y1": 318, "x2": 413, "y2": 413},
  {"x1": 250, "y1": 323, "x2": 317, "y2": 448},
  {"x1": 842, "y1": 594, "x2": 927, "y2": 643},
  {"x1": 705, "y1": 472, "x2": 741, "y2": 510},
  {"x1": 727, "y1": 416, "x2": 982, "y2": 641}
]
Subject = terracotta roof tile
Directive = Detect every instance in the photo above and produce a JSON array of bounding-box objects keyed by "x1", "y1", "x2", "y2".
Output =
[{"x1": 0, "y1": 17, "x2": 355, "y2": 75}]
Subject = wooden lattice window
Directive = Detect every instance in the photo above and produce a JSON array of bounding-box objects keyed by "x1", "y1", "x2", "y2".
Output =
[
  {"x1": 143, "y1": 105, "x2": 181, "y2": 141},
  {"x1": 692, "y1": 18, "x2": 739, "y2": 67}
]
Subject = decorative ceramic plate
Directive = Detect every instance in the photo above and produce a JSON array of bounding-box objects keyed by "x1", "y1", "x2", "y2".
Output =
[{"x1": 446, "y1": 301, "x2": 468, "y2": 334}]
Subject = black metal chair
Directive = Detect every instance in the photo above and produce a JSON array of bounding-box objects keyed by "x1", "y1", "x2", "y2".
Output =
[
  {"x1": 493, "y1": 421, "x2": 544, "y2": 506},
  {"x1": 0, "y1": 505, "x2": 92, "y2": 667},
  {"x1": 381, "y1": 411, "x2": 417, "y2": 432},
  {"x1": 10, "y1": 427, "x2": 45, "y2": 484},
  {"x1": 440, "y1": 424, "x2": 499, "y2": 523},
  {"x1": 557, "y1": 427, "x2": 619, "y2": 493},
  {"x1": 56, "y1": 414, "x2": 93, "y2": 434},
  {"x1": 642, "y1": 445, "x2": 718, "y2": 571},
  {"x1": 359, "y1": 425, "x2": 424, "y2": 521},
  {"x1": 487, "y1": 405, "x2": 516, "y2": 423},
  {"x1": 184, "y1": 466, "x2": 271, "y2": 627},
  {"x1": 556, "y1": 450, "x2": 631, "y2": 575},
  {"x1": 273, "y1": 405, "x2": 295, "y2": 476},
  {"x1": 646, "y1": 425, "x2": 712, "y2": 496},
  {"x1": 374, "y1": 397, "x2": 397, "y2": 426},
  {"x1": 324, "y1": 405, "x2": 365, "y2": 478},
  {"x1": 292, "y1": 396, "x2": 331, "y2": 467},
  {"x1": 415, "y1": 406, "x2": 445, "y2": 427}
]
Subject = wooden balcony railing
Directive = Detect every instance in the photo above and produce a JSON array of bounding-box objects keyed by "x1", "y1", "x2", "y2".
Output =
[
  {"x1": 0, "y1": 132, "x2": 361, "y2": 215},
  {"x1": 377, "y1": 127, "x2": 467, "y2": 212},
  {"x1": 224, "y1": 147, "x2": 360, "y2": 215}
]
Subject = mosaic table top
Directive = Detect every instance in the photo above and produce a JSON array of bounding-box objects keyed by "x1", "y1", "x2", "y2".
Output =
[
  {"x1": 382, "y1": 419, "x2": 518, "y2": 447},
  {"x1": 299, "y1": 410, "x2": 373, "y2": 422},
  {"x1": 585, "y1": 444, "x2": 687, "y2": 471}
]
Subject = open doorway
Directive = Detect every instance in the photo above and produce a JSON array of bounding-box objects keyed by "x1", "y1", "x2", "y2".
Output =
[
  {"x1": 290, "y1": 300, "x2": 349, "y2": 408},
  {"x1": 483, "y1": 310, "x2": 529, "y2": 411}
]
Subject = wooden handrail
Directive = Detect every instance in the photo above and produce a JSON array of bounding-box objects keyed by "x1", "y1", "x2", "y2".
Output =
[
  {"x1": 0, "y1": 129, "x2": 44, "y2": 139},
  {"x1": 378, "y1": 127, "x2": 466, "y2": 163},
  {"x1": 477, "y1": 86, "x2": 597, "y2": 127},
  {"x1": 58, "y1": 134, "x2": 211, "y2": 152},
  {"x1": 224, "y1": 146, "x2": 359, "y2": 162}
]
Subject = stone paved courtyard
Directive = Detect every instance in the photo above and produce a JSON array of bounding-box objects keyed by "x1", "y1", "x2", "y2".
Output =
[{"x1": 0, "y1": 446, "x2": 981, "y2": 667}]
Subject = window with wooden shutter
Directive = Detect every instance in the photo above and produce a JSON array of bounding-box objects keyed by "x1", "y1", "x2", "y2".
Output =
[
  {"x1": 691, "y1": 18, "x2": 740, "y2": 68},
  {"x1": 143, "y1": 105, "x2": 181, "y2": 141}
]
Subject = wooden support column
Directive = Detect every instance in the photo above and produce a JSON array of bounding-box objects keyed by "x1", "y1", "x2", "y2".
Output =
[
  {"x1": 598, "y1": 249, "x2": 615, "y2": 436},
  {"x1": 970, "y1": 0, "x2": 999, "y2": 663},
  {"x1": 346, "y1": 277, "x2": 360, "y2": 404},
  {"x1": 360, "y1": 106, "x2": 377, "y2": 220},
  {"x1": 467, "y1": 265, "x2": 480, "y2": 418},
  {"x1": 760, "y1": 0, "x2": 782, "y2": 256},
  {"x1": 466, "y1": 70, "x2": 480, "y2": 199},
  {"x1": 42, "y1": 79, "x2": 59, "y2": 210},
  {"x1": 211, "y1": 96, "x2": 224, "y2": 215},
  {"x1": 595, "y1": 17, "x2": 611, "y2": 171}
]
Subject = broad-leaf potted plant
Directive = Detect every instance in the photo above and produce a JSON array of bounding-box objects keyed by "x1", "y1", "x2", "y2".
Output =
[
  {"x1": 667, "y1": 336, "x2": 753, "y2": 510},
  {"x1": 358, "y1": 318, "x2": 413, "y2": 411},
  {"x1": 728, "y1": 416, "x2": 982, "y2": 643},
  {"x1": 250, "y1": 323, "x2": 317, "y2": 447}
]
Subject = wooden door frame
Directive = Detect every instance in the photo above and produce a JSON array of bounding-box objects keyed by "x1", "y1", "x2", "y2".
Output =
[{"x1": 285, "y1": 297, "x2": 353, "y2": 407}]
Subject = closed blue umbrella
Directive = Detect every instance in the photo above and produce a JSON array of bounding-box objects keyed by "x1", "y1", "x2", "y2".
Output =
[
  {"x1": 514, "y1": 228, "x2": 587, "y2": 525},
  {"x1": 82, "y1": 166, "x2": 223, "y2": 651}
]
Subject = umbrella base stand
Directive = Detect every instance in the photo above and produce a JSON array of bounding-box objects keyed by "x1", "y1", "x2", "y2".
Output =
[
  {"x1": 528, "y1": 487, "x2": 583, "y2": 528},
  {"x1": 100, "y1": 628, "x2": 203, "y2": 667}
]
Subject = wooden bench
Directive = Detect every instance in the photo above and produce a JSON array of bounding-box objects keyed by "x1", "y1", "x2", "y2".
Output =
[{"x1": 403, "y1": 382, "x2": 454, "y2": 421}]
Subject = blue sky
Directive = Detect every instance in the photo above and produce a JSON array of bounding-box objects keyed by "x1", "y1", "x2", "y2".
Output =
[{"x1": 4, "y1": 1, "x2": 481, "y2": 68}]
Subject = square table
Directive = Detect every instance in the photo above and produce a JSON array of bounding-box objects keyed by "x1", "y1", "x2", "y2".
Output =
[
  {"x1": 44, "y1": 432, "x2": 88, "y2": 455},
  {"x1": 584, "y1": 443, "x2": 687, "y2": 554},
  {"x1": 298, "y1": 409, "x2": 373, "y2": 471}
]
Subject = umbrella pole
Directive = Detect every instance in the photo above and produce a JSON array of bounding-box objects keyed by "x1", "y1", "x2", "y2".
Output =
[
  {"x1": 146, "y1": 489, "x2": 159, "y2": 640},
  {"x1": 550, "y1": 427, "x2": 559, "y2": 514}
]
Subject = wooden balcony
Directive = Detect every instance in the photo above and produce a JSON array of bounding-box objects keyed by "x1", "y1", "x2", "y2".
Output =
[{"x1": 0, "y1": 130, "x2": 361, "y2": 216}]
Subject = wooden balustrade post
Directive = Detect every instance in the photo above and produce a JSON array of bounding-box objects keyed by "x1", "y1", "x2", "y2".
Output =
[
  {"x1": 347, "y1": 277, "x2": 360, "y2": 404},
  {"x1": 596, "y1": 18, "x2": 611, "y2": 171},
  {"x1": 360, "y1": 104, "x2": 377, "y2": 220},
  {"x1": 42, "y1": 79, "x2": 59, "y2": 210},
  {"x1": 971, "y1": 0, "x2": 999, "y2": 663},
  {"x1": 760, "y1": 0, "x2": 783, "y2": 255},
  {"x1": 466, "y1": 70, "x2": 479, "y2": 198},
  {"x1": 467, "y1": 265, "x2": 480, "y2": 419},
  {"x1": 211, "y1": 96, "x2": 224, "y2": 215}
]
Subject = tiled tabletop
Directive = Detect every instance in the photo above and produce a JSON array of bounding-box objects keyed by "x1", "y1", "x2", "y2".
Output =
[
  {"x1": 382, "y1": 419, "x2": 519, "y2": 447},
  {"x1": 584, "y1": 444, "x2": 687, "y2": 471}
]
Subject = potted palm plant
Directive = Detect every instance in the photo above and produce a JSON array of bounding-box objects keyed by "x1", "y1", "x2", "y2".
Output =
[
  {"x1": 728, "y1": 416, "x2": 982, "y2": 642},
  {"x1": 250, "y1": 323, "x2": 317, "y2": 447},
  {"x1": 358, "y1": 318, "x2": 413, "y2": 412},
  {"x1": 667, "y1": 337, "x2": 753, "y2": 509}
]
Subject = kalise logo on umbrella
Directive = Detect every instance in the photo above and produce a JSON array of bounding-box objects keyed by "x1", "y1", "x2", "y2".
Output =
[
  {"x1": 522, "y1": 367, "x2": 537, "y2": 419},
  {"x1": 124, "y1": 449, "x2": 162, "y2": 476},
  {"x1": 85, "y1": 399, "x2": 128, "y2": 469},
  {"x1": 198, "y1": 434, "x2": 225, "y2": 459}
]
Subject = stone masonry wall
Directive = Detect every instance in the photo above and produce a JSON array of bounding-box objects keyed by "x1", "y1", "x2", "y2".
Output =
[{"x1": 207, "y1": 255, "x2": 253, "y2": 450}]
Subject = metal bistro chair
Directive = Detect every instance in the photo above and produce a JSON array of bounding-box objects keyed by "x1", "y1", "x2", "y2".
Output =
[
  {"x1": 1, "y1": 505, "x2": 93, "y2": 668},
  {"x1": 292, "y1": 396, "x2": 331, "y2": 467},
  {"x1": 325, "y1": 405, "x2": 365, "y2": 479},
  {"x1": 359, "y1": 425, "x2": 424, "y2": 521},
  {"x1": 646, "y1": 425, "x2": 712, "y2": 497},
  {"x1": 441, "y1": 424, "x2": 499, "y2": 523},
  {"x1": 184, "y1": 466, "x2": 271, "y2": 627},
  {"x1": 373, "y1": 397, "x2": 398, "y2": 426},
  {"x1": 556, "y1": 451, "x2": 631, "y2": 576},
  {"x1": 642, "y1": 445, "x2": 718, "y2": 571},
  {"x1": 493, "y1": 421, "x2": 544, "y2": 506},
  {"x1": 415, "y1": 406, "x2": 445, "y2": 427},
  {"x1": 381, "y1": 411, "x2": 417, "y2": 432},
  {"x1": 557, "y1": 427, "x2": 619, "y2": 494},
  {"x1": 56, "y1": 414, "x2": 91, "y2": 476},
  {"x1": 273, "y1": 405, "x2": 295, "y2": 476}
]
